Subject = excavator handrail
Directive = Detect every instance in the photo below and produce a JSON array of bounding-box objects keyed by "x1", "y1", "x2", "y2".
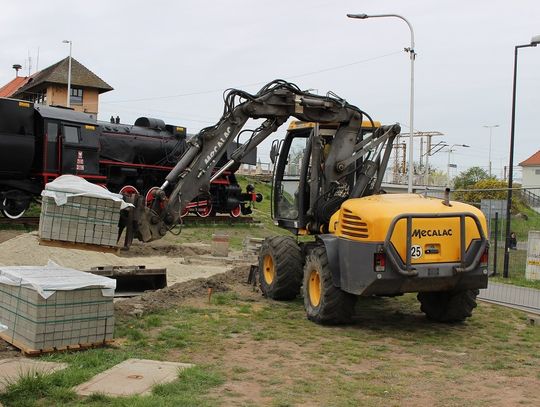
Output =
[{"x1": 382, "y1": 211, "x2": 488, "y2": 277}]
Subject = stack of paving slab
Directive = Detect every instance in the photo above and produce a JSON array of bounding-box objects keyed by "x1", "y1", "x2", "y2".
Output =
[
  {"x1": 243, "y1": 237, "x2": 264, "y2": 260},
  {"x1": 0, "y1": 263, "x2": 115, "y2": 353},
  {"x1": 38, "y1": 175, "x2": 128, "y2": 248},
  {"x1": 39, "y1": 196, "x2": 121, "y2": 247}
]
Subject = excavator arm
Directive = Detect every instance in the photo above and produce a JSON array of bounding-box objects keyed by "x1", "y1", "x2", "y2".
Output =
[{"x1": 123, "y1": 80, "x2": 399, "y2": 244}]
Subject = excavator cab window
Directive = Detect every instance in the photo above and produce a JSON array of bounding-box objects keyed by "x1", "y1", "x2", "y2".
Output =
[{"x1": 272, "y1": 128, "x2": 311, "y2": 230}]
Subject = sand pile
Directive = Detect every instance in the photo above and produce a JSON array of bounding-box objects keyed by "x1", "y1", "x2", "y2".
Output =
[{"x1": 0, "y1": 233, "x2": 233, "y2": 286}]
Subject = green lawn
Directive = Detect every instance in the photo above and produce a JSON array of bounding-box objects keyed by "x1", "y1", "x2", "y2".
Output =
[
  {"x1": 1, "y1": 289, "x2": 539, "y2": 406},
  {"x1": 489, "y1": 248, "x2": 540, "y2": 289}
]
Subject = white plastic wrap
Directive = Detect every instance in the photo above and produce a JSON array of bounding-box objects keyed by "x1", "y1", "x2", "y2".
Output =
[
  {"x1": 0, "y1": 261, "x2": 116, "y2": 299},
  {"x1": 0, "y1": 323, "x2": 6, "y2": 332},
  {"x1": 41, "y1": 175, "x2": 132, "y2": 209}
]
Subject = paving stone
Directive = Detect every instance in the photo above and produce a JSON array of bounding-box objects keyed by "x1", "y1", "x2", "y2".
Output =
[
  {"x1": 75, "y1": 358, "x2": 193, "y2": 396},
  {"x1": 0, "y1": 358, "x2": 68, "y2": 392},
  {"x1": 211, "y1": 234, "x2": 229, "y2": 257}
]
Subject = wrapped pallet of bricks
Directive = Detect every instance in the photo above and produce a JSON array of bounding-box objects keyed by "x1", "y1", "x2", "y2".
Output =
[
  {"x1": 39, "y1": 175, "x2": 131, "y2": 248},
  {"x1": 0, "y1": 261, "x2": 116, "y2": 354}
]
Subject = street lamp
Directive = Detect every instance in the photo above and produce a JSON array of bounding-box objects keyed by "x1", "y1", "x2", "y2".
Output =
[
  {"x1": 347, "y1": 13, "x2": 416, "y2": 193},
  {"x1": 483, "y1": 124, "x2": 499, "y2": 177},
  {"x1": 446, "y1": 144, "x2": 469, "y2": 187},
  {"x1": 503, "y1": 34, "x2": 540, "y2": 278},
  {"x1": 62, "y1": 40, "x2": 72, "y2": 108}
]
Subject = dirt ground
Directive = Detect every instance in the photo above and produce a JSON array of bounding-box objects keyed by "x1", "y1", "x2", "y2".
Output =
[
  {"x1": 0, "y1": 232, "x2": 239, "y2": 286},
  {"x1": 0, "y1": 230, "x2": 22, "y2": 245},
  {"x1": 0, "y1": 231, "x2": 245, "y2": 360},
  {"x1": 114, "y1": 266, "x2": 250, "y2": 317},
  {"x1": 115, "y1": 267, "x2": 540, "y2": 407},
  {"x1": 1, "y1": 231, "x2": 539, "y2": 405}
]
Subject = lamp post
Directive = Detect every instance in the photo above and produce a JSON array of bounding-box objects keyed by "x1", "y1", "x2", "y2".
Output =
[
  {"x1": 503, "y1": 35, "x2": 540, "y2": 278},
  {"x1": 446, "y1": 144, "x2": 469, "y2": 187},
  {"x1": 347, "y1": 13, "x2": 416, "y2": 193},
  {"x1": 62, "y1": 40, "x2": 72, "y2": 108},
  {"x1": 483, "y1": 124, "x2": 499, "y2": 177}
]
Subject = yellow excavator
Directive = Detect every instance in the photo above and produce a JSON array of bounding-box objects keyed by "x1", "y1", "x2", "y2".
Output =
[{"x1": 125, "y1": 80, "x2": 489, "y2": 325}]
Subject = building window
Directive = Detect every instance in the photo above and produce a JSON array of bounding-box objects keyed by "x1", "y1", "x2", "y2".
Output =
[
  {"x1": 70, "y1": 88, "x2": 83, "y2": 105},
  {"x1": 535, "y1": 169, "x2": 540, "y2": 175},
  {"x1": 28, "y1": 89, "x2": 47, "y2": 104}
]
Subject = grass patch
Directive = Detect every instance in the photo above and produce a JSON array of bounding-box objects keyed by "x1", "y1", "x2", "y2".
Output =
[
  {"x1": 1, "y1": 292, "x2": 539, "y2": 406},
  {"x1": 509, "y1": 206, "x2": 540, "y2": 241},
  {"x1": 490, "y1": 247, "x2": 540, "y2": 289}
]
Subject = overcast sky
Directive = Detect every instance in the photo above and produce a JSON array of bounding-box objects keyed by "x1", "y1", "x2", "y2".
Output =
[{"x1": 1, "y1": 0, "x2": 539, "y2": 179}]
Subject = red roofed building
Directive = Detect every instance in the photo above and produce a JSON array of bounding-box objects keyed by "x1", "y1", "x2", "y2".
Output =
[
  {"x1": 519, "y1": 150, "x2": 540, "y2": 193},
  {"x1": 0, "y1": 57, "x2": 112, "y2": 115},
  {"x1": 0, "y1": 76, "x2": 31, "y2": 98}
]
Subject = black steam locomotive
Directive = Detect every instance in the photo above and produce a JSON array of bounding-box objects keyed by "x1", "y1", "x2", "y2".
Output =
[{"x1": 0, "y1": 97, "x2": 259, "y2": 219}]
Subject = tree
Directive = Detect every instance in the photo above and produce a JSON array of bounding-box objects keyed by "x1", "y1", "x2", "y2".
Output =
[
  {"x1": 453, "y1": 166, "x2": 494, "y2": 190},
  {"x1": 456, "y1": 179, "x2": 507, "y2": 204}
]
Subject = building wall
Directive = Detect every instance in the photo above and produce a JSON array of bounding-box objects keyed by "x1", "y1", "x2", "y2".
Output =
[
  {"x1": 82, "y1": 89, "x2": 99, "y2": 115},
  {"x1": 46, "y1": 85, "x2": 99, "y2": 115},
  {"x1": 521, "y1": 166, "x2": 540, "y2": 194}
]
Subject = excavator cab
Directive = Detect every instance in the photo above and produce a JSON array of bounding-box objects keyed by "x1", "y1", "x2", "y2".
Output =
[
  {"x1": 271, "y1": 120, "x2": 382, "y2": 235},
  {"x1": 272, "y1": 123, "x2": 311, "y2": 230}
]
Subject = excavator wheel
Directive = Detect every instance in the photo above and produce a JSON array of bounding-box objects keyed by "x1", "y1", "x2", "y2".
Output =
[
  {"x1": 417, "y1": 289, "x2": 479, "y2": 322},
  {"x1": 303, "y1": 245, "x2": 356, "y2": 325},
  {"x1": 258, "y1": 236, "x2": 303, "y2": 300}
]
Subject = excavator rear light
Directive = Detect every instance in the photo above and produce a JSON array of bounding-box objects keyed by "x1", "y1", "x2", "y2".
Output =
[
  {"x1": 374, "y1": 253, "x2": 386, "y2": 272},
  {"x1": 480, "y1": 248, "x2": 489, "y2": 268}
]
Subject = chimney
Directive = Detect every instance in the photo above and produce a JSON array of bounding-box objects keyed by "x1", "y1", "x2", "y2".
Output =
[{"x1": 12, "y1": 64, "x2": 22, "y2": 77}]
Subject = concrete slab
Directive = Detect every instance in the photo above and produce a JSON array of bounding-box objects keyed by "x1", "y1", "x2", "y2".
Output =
[
  {"x1": 75, "y1": 358, "x2": 193, "y2": 397},
  {"x1": 0, "y1": 358, "x2": 68, "y2": 392}
]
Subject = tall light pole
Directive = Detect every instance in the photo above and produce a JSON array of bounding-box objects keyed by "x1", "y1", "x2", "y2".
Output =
[
  {"x1": 347, "y1": 13, "x2": 416, "y2": 193},
  {"x1": 62, "y1": 40, "x2": 72, "y2": 108},
  {"x1": 503, "y1": 34, "x2": 540, "y2": 279},
  {"x1": 446, "y1": 144, "x2": 469, "y2": 187},
  {"x1": 483, "y1": 124, "x2": 499, "y2": 177}
]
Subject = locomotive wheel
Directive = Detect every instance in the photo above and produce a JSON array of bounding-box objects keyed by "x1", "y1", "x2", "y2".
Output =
[
  {"x1": 230, "y1": 205, "x2": 242, "y2": 218},
  {"x1": 195, "y1": 201, "x2": 213, "y2": 217},
  {"x1": 119, "y1": 185, "x2": 139, "y2": 197},
  {"x1": 1, "y1": 198, "x2": 28, "y2": 219},
  {"x1": 145, "y1": 187, "x2": 166, "y2": 210},
  {"x1": 180, "y1": 207, "x2": 190, "y2": 218}
]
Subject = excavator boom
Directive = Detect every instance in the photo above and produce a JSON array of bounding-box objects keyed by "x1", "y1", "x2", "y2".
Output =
[{"x1": 123, "y1": 80, "x2": 400, "y2": 244}]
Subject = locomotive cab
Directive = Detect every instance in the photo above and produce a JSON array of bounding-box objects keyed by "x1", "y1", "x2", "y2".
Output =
[{"x1": 34, "y1": 105, "x2": 101, "y2": 182}]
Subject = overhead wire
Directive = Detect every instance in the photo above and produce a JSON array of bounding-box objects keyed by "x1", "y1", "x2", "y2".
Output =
[{"x1": 101, "y1": 50, "x2": 403, "y2": 105}]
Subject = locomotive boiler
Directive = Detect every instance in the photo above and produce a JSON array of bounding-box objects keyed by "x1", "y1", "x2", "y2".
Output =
[{"x1": 0, "y1": 97, "x2": 260, "y2": 218}]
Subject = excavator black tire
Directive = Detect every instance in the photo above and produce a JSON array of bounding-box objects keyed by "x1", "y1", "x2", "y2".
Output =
[
  {"x1": 303, "y1": 245, "x2": 356, "y2": 325},
  {"x1": 417, "y1": 289, "x2": 479, "y2": 322},
  {"x1": 258, "y1": 236, "x2": 303, "y2": 300}
]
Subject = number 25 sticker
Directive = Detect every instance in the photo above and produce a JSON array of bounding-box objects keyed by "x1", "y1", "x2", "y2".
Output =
[{"x1": 411, "y1": 245, "x2": 423, "y2": 259}]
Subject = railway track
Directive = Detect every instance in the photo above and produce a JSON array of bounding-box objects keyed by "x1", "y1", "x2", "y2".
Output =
[
  {"x1": 0, "y1": 216, "x2": 40, "y2": 226},
  {"x1": 0, "y1": 215, "x2": 258, "y2": 227}
]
